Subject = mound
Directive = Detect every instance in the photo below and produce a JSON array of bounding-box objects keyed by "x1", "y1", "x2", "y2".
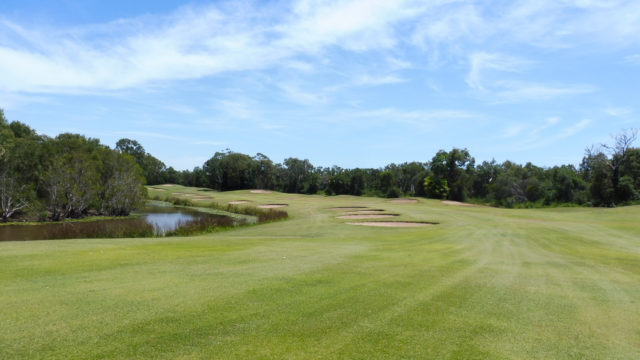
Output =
[
  {"x1": 258, "y1": 204, "x2": 288, "y2": 208},
  {"x1": 250, "y1": 190, "x2": 273, "y2": 194},
  {"x1": 337, "y1": 214, "x2": 398, "y2": 219},
  {"x1": 229, "y1": 200, "x2": 250, "y2": 205},
  {"x1": 390, "y1": 199, "x2": 418, "y2": 204},
  {"x1": 346, "y1": 221, "x2": 433, "y2": 227}
]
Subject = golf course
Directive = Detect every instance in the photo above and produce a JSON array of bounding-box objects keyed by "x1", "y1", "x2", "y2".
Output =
[{"x1": 0, "y1": 184, "x2": 638, "y2": 359}]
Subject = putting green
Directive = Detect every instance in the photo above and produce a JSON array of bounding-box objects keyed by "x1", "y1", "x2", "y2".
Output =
[{"x1": 1, "y1": 184, "x2": 639, "y2": 359}]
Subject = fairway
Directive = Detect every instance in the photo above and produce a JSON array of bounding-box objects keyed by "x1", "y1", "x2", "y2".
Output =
[{"x1": 1, "y1": 185, "x2": 640, "y2": 359}]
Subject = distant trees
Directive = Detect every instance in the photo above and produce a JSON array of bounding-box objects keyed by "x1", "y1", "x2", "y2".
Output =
[
  {"x1": 161, "y1": 133, "x2": 638, "y2": 208},
  {"x1": 3, "y1": 107, "x2": 639, "y2": 217},
  {"x1": 426, "y1": 148, "x2": 474, "y2": 201},
  {"x1": 581, "y1": 130, "x2": 639, "y2": 206},
  {"x1": 0, "y1": 110, "x2": 147, "y2": 222},
  {"x1": 115, "y1": 138, "x2": 168, "y2": 185}
]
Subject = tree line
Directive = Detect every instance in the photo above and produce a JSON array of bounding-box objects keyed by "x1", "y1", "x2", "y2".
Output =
[
  {"x1": 0, "y1": 110, "x2": 146, "y2": 222},
  {"x1": 117, "y1": 128, "x2": 639, "y2": 208}
]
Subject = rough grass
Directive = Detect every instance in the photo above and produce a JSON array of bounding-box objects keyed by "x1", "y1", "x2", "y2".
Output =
[{"x1": 1, "y1": 184, "x2": 639, "y2": 359}]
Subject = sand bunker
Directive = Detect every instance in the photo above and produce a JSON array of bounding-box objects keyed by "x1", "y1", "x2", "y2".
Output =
[
  {"x1": 250, "y1": 190, "x2": 273, "y2": 194},
  {"x1": 229, "y1": 200, "x2": 250, "y2": 205},
  {"x1": 441, "y1": 200, "x2": 473, "y2": 207},
  {"x1": 343, "y1": 209, "x2": 385, "y2": 215},
  {"x1": 347, "y1": 221, "x2": 434, "y2": 228},
  {"x1": 390, "y1": 199, "x2": 418, "y2": 204},
  {"x1": 329, "y1": 206, "x2": 368, "y2": 210},
  {"x1": 258, "y1": 204, "x2": 288, "y2": 209},
  {"x1": 191, "y1": 196, "x2": 211, "y2": 200},
  {"x1": 337, "y1": 214, "x2": 398, "y2": 219}
]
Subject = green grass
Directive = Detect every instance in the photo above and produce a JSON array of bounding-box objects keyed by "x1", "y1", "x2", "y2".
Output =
[{"x1": 1, "y1": 184, "x2": 639, "y2": 359}]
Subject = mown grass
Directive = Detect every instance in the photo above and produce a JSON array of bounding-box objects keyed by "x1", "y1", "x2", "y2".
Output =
[{"x1": 1, "y1": 184, "x2": 639, "y2": 359}]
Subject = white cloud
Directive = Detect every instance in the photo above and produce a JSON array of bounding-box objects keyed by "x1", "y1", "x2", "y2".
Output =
[
  {"x1": 466, "y1": 52, "x2": 529, "y2": 90},
  {"x1": 605, "y1": 107, "x2": 634, "y2": 116},
  {"x1": 354, "y1": 74, "x2": 406, "y2": 86},
  {"x1": 1, "y1": 0, "x2": 639, "y2": 96},
  {"x1": 493, "y1": 82, "x2": 596, "y2": 102}
]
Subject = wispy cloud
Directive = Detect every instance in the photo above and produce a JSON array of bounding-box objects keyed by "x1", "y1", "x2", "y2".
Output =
[
  {"x1": 501, "y1": 117, "x2": 592, "y2": 151},
  {"x1": 493, "y1": 82, "x2": 596, "y2": 102},
  {"x1": 466, "y1": 52, "x2": 595, "y2": 102},
  {"x1": 354, "y1": 74, "x2": 406, "y2": 86},
  {"x1": 2, "y1": 0, "x2": 639, "y2": 96},
  {"x1": 624, "y1": 54, "x2": 640, "y2": 64},
  {"x1": 353, "y1": 107, "x2": 477, "y2": 130},
  {"x1": 466, "y1": 52, "x2": 529, "y2": 90}
]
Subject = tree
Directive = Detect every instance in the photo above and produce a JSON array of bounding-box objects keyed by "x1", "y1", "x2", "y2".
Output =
[
  {"x1": 101, "y1": 152, "x2": 147, "y2": 216},
  {"x1": 424, "y1": 175, "x2": 449, "y2": 199},
  {"x1": 600, "y1": 129, "x2": 638, "y2": 202},
  {"x1": 428, "y1": 148, "x2": 474, "y2": 201},
  {"x1": 116, "y1": 138, "x2": 167, "y2": 185}
]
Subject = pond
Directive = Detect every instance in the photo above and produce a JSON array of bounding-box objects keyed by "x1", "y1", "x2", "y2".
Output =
[{"x1": 0, "y1": 204, "x2": 234, "y2": 241}]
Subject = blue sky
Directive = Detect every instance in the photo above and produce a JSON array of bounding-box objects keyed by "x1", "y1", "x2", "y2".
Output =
[{"x1": 1, "y1": 0, "x2": 639, "y2": 170}]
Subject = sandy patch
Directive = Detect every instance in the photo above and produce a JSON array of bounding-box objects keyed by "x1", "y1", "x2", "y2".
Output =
[
  {"x1": 192, "y1": 196, "x2": 211, "y2": 200},
  {"x1": 390, "y1": 199, "x2": 418, "y2": 204},
  {"x1": 157, "y1": 184, "x2": 176, "y2": 187},
  {"x1": 347, "y1": 221, "x2": 434, "y2": 228},
  {"x1": 337, "y1": 214, "x2": 398, "y2": 219},
  {"x1": 343, "y1": 209, "x2": 385, "y2": 215},
  {"x1": 250, "y1": 190, "x2": 273, "y2": 194},
  {"x1": 258, "y1": 204, "x2": 288, "y2": 209},
  {"x1": 329, "y1": 206, "x2": 368, "y2": 210},
  {"x1": 441, "y1": 200, "x2": 473, "y2": 207},
  {"x1": 148, "y1": 187, "x2": 167, "y2": 192},
  {"x1": 229, "y1": 201, "x2": 250, "y2": 205}
]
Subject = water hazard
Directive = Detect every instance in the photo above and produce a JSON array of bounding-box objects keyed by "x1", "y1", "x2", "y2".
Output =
[{"x1": 0, "y1": 204, "x2": 233, "y2": 241}]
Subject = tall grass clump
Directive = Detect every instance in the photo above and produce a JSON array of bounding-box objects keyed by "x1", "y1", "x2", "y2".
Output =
[
  {"x1": 164, "y1": 216, "x2": 243, "y2": 237},
  {"x1": 205, "y1": 202, "x2": 288, "y2": 223}
]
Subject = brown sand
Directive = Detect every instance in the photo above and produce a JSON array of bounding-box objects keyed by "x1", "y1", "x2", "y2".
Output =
[
  {"x1": 229, "y1": 201, "x2": 250, "y2": 205},
  {"x1": 390, "y1": 199, "x2": 418, "y2": 204},
  {"x1": 337, "y1": 214, "x2": 397, "y2": 219},
  {"x1": 250, "y1": 190, "x2": 273, "y2": 194},
  {"x1": 258, "y1": 204, "x2": 288, "y2": 209},
  {"x1": 441, "y1": 200, "x2": 473, "y2": 206},
  {"x1": 346, "y1": 221, "x2": 433, "y2": 227}
]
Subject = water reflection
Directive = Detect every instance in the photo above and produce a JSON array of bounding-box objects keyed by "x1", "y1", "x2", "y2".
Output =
[{"x1": 0, "y1": 205, "x2": 230, "y2": 241}]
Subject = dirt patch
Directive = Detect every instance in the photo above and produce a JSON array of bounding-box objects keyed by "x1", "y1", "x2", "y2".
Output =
[
  {"x1": 441, "y1": 200, "x2": 473, "y2": 207},
  {"x1": 390, "y1": 199, "x2": 418, "y2": 204},
  {"x1": 347, "y1": 221, "x2": 434, "y2": 228},
  {"x1": 337, "y1": 214, "x2": 398, "y2": 219},
  {"x1": 258, "y1": 204, "x2": 288, "y2": 208},
  {"x1": 250, "y1": 190, "x2": 273, "y2": 194},
  {"x1": 329, "y1": 206, "x2": 368, "y2": 210},
  {"x1": 229, "y1": 201, "x2": 250, "y2": 205}
]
